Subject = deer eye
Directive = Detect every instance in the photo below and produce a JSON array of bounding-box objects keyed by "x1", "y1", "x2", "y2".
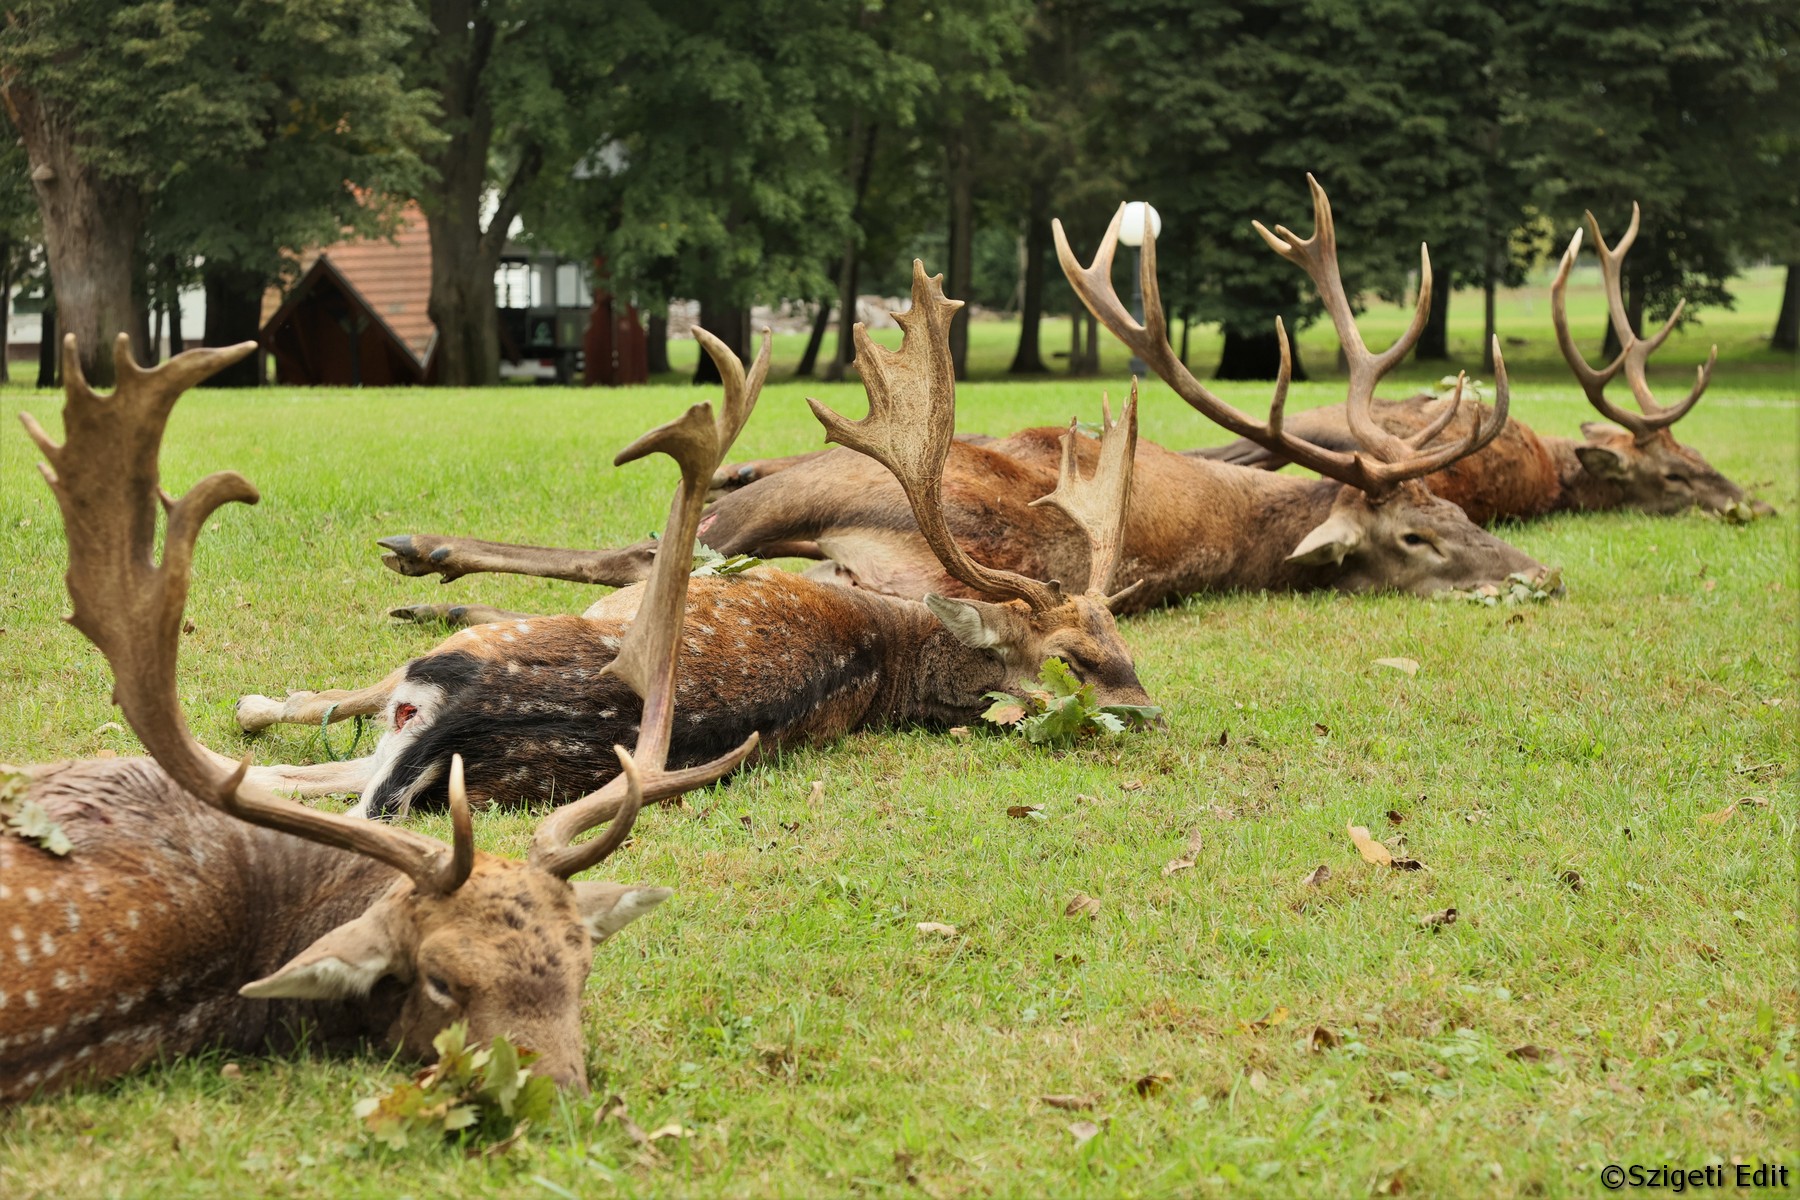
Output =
[
  {"x1": 1664, "y1": 473, "x2": 1690, "y2": 485},
  {"x1": 1401, "y1": 532, "x2": 1430, "y2": 548},
  {"x1": 394, "y1": 702, "x2": 419, "y2": 731},
  {"x1": 424, "y1": 975, "x2": 455, "y2": 1005}
]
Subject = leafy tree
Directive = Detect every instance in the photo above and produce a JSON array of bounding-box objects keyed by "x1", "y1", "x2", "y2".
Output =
[{"x1": 0, "y1": 0, "x2": 431, "y2": 386}]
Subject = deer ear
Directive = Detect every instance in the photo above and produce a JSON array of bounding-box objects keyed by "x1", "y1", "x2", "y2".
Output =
[
  {"x1": 1574, "y1": 443, "x2": 1630, "y2": 480},
  {"x1": 572, "y1": 882, "x2": 673, "y2": 944},
  {"x1": 923, "y1": 594, "x2": 1025, "y2": 649},
  {"x1": 239, "y1": 910, "x2": 403, "y2": 1000},
  {"x1": 1286, "y1": 513, "x2": 1365, "y2": 566},
  {"x1": 1579, "y1": 421, "x2": 1629, "y2": 442}
]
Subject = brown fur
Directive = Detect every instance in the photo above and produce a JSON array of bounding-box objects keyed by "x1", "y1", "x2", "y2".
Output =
[{"x1": 1190, "y1": 396, "x2": 1764, "y2": 523}]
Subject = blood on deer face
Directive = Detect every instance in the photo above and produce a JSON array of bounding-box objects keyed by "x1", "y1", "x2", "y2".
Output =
[
  {"x1": 1573, "y1": 424, "x2": 1771, "y2": 517},
  {"x1": 1286, "y1": 480, "x2": 1552, "y2": 596},
  {"x1": 240, "y1": 855, "x2": 667, "y2": 1088}
]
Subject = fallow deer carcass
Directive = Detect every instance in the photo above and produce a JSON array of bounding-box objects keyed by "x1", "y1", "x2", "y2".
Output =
[
  {"x1": 234, "y1": 267, "x2": 1157, "y2": 818},
  {"x1": 1188, "y1": 204, "x2": 1772, "y2": 524},
  {"x1": 0, "y1": 335, "x2": 758, "y2": 1103}
]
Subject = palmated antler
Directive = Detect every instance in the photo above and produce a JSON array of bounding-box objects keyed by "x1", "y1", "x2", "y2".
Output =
[
  {"x1": 22, "y1": 335, "x2": 476, "y2": 896},
  {"x1": 808, "y1": 262, "x2": 1071, "y2": 610},
  {"x1": 1550, "y1": 206, "x2": 1715, "y2": 445},
  {"x1": 1029, "y1": 383, "x2": 1138, "y2": 595},
  {"x1": 528, "y1": 329, "x2": 768, "y2": 879},
  {"x1": 1055, "y1": 175, "x2": 1510, "y2": 498}
]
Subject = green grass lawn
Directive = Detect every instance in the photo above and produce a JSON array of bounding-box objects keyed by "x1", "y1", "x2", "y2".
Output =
[{"x1": 0, "y1": 314, "x2": 1795, "y2": 1196}]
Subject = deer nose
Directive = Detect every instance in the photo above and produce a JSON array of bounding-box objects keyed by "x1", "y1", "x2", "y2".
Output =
[{"x1": 1751, "y1": 498, "x2": 1778, "y2": 517}]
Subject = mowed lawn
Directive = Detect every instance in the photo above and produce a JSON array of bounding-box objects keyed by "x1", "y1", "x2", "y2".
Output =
[{"x1": 0, "y1": 283, "x2": 1794, "y2": 1198}]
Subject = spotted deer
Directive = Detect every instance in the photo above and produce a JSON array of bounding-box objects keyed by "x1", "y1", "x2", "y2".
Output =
[
  {"x1": 1188, "y1": 205, "x2": 1771, "y2": 524},
  {"x1": 0, "y1": 335, "x2": 758, "y2": 1103},
  {"x1": 233, "y1": 267, "x2": 1155, "y2": 816},
  {"x1": 367, "y1": 181, "x2": 1547, "y2": 619}
]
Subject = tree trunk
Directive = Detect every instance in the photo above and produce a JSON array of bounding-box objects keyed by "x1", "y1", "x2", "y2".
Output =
[
  {"x1": 5, "y1": 85, "x2": 145, "y2": 385},
  {"x1": 1482, "y1": 272, "x2": 1497, "y2": 375},
  {"x1": 823, "y1": 250, "x2": 860, "y2": 382},
  {"x1": 417, "y1": 0, "x2": 541, "y2": 386},
  {"x1": 795, "y1": 299, "x2": 831, "y2": 377},
  {"x1": 692, "y1": 296, "x2": 748, "y2": 385},
  {"x1": 1179, "y1": 314, "x2": 1191, "y2": 366},
  {"x1": 1008, "y1": 179, "x2": 1050, "y2": 375},
  {"x1": 200, "y1": 264, "x2": 268, "y2": 387},
  {"x1": 1083, "y1": 309, "x2": 1099, "y2": 375},
  {"x1": 1217, "y1": 326, "x2": 1308, "y2": 381},
  {"x1": 945, "y1": 139, "x2": 975, "y2": 380},
  {"x1": 646, "y1": 312, "x2": 669, "y2": 374},
  {"x1": 0, "y1": 244, "x2": 12, "y2": 383},
  {"x1": 1416, "y1": 272, "x2": 1450, "y2": 360},
  {"x1": 37, "y1": 303, "x2": 57, "y2": 387},
  {"x1": 1772, "y1": 263, "x2": 1799, "y2": 353}
]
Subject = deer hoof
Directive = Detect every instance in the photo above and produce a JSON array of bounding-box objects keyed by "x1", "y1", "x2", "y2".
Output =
[{"x1": 235, "y1": 695, "x2": 282, "y2": 732}]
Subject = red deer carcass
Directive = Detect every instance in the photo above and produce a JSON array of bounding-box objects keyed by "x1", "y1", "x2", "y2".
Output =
[
  {"x1": 368, "y1": 181, "x2": 1549, "y2": 617},
  {"x1": 1, "y1": 335, "x2": 757, "y2": 1103},
  {"x1": 1187, "y1": 205, "x2": 1772, "y2": 524}
]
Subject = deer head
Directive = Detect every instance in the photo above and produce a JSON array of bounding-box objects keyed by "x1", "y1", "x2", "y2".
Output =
[
  {"x1": 808, "y1": 263, "x2": 1155, "y2": 710},
  {"x1": 21, "y1": 335, "x2": 757, "y2": 1089},
  {"x1": 1551, "y1": 209, "x2": 1773, "y2": 518},
  {"x1": 1056, "y1": 176, "x2": 1555, "y2": 596}
]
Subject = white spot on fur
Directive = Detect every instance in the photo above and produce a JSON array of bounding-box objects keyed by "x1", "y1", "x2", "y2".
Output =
[
  {"x1": 515, "y1": 622, "x2": 532, "y2": 634},
  {"x1": 507, "y1": 662, "x2": 521, "y2": 674},
  {"x1": 19, "y1": 992, "x2": 34, "y2": 1011},
  {"x1": 9, "y1": 926, "x2": 21, "y2": 942},
  {"x1": 600, "y1": 709, "x2": 616, "y2": 719},
  {"x1": 502, "y1": 632, "x2": 517, "y2": 643},
  {"x1": 125, "y1": 910, "x2": 141, "y2": 931},
  {"x1": 15, "y1": 944, "x2": 30, "y2": 965},
  {"x1": 52, "y1": 970, "x2": 72, "y2": 991},
  {"x1": 24, "y1": 887, "x2": 43, "y2": 904}
]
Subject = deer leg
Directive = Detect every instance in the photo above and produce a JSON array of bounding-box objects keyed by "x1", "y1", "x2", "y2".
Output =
[
  {"x1": 245, "y1": 757, "x2": 378, "y2": 798},
  {"x1": 377, "y1": 534, "x2": 658, "y2": 586},
  {"x1": 236, "y1": 668, "x2": 405, "y2": 733},
  {"x1": 388, "y1": 602, "x2": 542, "y2": 627}
]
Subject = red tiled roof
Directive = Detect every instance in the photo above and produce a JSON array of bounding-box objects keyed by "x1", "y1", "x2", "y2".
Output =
[{"x1": 263, "y1": 203, "x2": 434, "y2": 363}]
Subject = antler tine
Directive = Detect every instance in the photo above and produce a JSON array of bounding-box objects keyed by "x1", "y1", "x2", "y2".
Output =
[
  {"x1": 1361, "y1": 342, "x2": 1512, "y2": 489},
  {"x1": 1028, "y1": 381, "x2": 1139, "y2": 594},
  {"x1": 25, "y1": 335, "x2": 471, "y2": 894},
  {"x1": 1558, "y1": 208, "x2": 1715, "y2": 442},
  {"x1": 530, "y1": 328, "x2": 763, "y2": 878},
  {"x1": 1056, "y1": 203, "x2": 1383, "y2": 494},
  {"x1": 806, "y1": 261, "x2": 1063, "y2": 611},
  {"x1": 1254, "y1": 175, "x2": 1433, "y2": 468}
]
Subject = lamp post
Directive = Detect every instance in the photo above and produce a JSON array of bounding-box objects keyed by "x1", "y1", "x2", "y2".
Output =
[{"x1": 1116, "y1": 201, "x2": 1162, "y2": 379}]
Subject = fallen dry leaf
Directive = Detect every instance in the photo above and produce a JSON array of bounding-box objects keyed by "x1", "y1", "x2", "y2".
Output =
[
  {"x1": 1347, "y1": 822, "x2": 1395, "y2": 866},
  {"x1": 1301, "y1": 864, "x2": 1331, "y2": 888},
  {"x1": 1064, "y1": 892, "x2": 1101, "y2": 919},
  {"x1": 602, "y1": 1097, "x2": 657, "y2": 1152},
  {"x1": 1309, "y1": 1026, "x2": 1340, "y2": 1052},
  {"x1": 737, "y1": 814, "x2": 753, "y2": 831},
  {"x1": 1698, "y1": 802, "x2": 1737, "y2": 825},
  {"x1": 1007, "y1": 804, "x2": 1044, "y2": 819},
  {"x1": 1216, "y1": 729, "x2": 1229, "y2": 748},
  {"x1": 947, "y1": 725, "x2": 972, "y2": 740},
  {"x1": 1120, "y1": 778, "x2": 1146, "y2": 792},
  {"x1": 1739, "y1": 795, "x2": 1770, "y2": 808},
  {"x1": 1163, "y1": 829, "x2": 1203, "y2": 876},
  {"x1": 1506, "y1": 1044, "x2": 1559, "y2": 1064},
  {"x1": 470, "y1": 1121, "x2": 532, "y2": 1160},
  {"x1": 1386, "y1": 809, "x2": 1404, "y2": 825},
  {"x1": 807, "y1": 780, "x2": 824, "y2": 804},
  {"x1": 1558, "y1": 870, "x2": 1584, "y2": 893},
  {"x1": 1373, "y1": 656, "x2": 1420, "y2": 676},
  {"x1": 988, "y1": 703, "x2": 1027, "y2": 726},
  {"x1": 1040, "y1": 1094, "x2": 1094, "y2": 1111},
  {"x1": 1074, "y1": 793, "x2": 1099, "y2": 805},
  {"x1": 1419, "y1": 907, "x2": 1459, "y2": 930},
  {"x1": 915, "y1": 922, "x2": 957, "y2": 937},
  {"x1": 1246, "y1": 1069, "x2": 1270, "y2": 1094},
  {"x1": 1068, "y1": 1120, "x2": 1101, "y2": 1146},
  {"x1": 1313, "y1": 723, "x2": 1330, "y2": 737},
  {"x1": 1389, "y1": 857, "x2": 1426, "y2": 871},
  {"x1": 219, "y1": 1063, "x2": 242, "y2": 1080},
  {"x1": 644, "y1": 1123, "x2": 689, "y2": 1143},
  {"x1": 1133, "y1": 1072, "x2": 1173, "y2": 1098},
  {"x1": 1242, "y1": 1005, "x2": 1289, "y2": 1032}
]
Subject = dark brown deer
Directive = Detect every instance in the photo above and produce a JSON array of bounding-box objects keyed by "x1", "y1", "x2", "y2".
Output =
[
  {"x1": 0, "y1": 335, "x2": 757, "y2": 1103},
  {"x1": 1188, "y1": 205, "x2": 1772, "y2": 524},
  {"x1": 367, "y1": 182, "x2": 1546, "y2": 622},
  {"x1": 233, "y1": 269, "x2": 1155, "y2": 816}
]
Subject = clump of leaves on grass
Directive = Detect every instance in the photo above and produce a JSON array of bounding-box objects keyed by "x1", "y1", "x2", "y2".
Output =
[
  {"x1": 0, "y1": 768, "x2": 72, "y2": 856},
  {"x1": 1436, "y1": 568, "x2": 1563, "y2": 607},
  {"x1": 981, "y1": 657, "x2": 1161, "y2": 746},
  {"x1": 692, "y1": 546, "x2": 764, "y2": 577},
  {"x1": 355, "y1": 1023, "x2": 554, "y2": 1153}
]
